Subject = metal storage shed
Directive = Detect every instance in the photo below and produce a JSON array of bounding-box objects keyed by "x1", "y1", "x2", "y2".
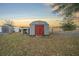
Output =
[
  {"x1": 20, "y1": 27, "x2": 30, "y2": 34},
  {"x1": 30, "y1": 21, "x2": 49, "y2": 36}
]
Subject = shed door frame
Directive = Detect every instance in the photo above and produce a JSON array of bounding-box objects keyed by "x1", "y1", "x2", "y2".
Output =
[{"x1": 35, "y1": 24, "x2": 44, "y2": 36}]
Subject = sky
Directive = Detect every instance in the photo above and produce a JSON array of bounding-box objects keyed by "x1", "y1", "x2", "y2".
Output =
[
  {"x1": 0, "y1": 3, "x2": 59, "y2": 19},
  {"x1": 0, "y1": 3, "x2": 62, "y2": 27},
  {"x1": 0, "y1": 3, "x2": 78, "y2": 27}
]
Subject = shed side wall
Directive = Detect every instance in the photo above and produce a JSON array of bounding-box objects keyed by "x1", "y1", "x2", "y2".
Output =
[{"x1": 30, "y1": 24, "x2": 35, "y2": 35}]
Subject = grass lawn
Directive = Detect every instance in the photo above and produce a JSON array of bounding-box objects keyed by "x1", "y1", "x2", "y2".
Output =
[{"x1": 0, "y1": 32, "x2": 79, "y2": 56}]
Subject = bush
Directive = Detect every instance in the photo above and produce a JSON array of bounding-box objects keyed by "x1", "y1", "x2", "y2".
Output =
[{"x1": 61, "y1": 20, "x2": 76, "y2": 31}]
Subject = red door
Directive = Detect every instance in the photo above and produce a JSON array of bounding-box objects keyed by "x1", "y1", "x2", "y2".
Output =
[{"x1": 35, "y1": 25, "x2": 44, "y2": 36}]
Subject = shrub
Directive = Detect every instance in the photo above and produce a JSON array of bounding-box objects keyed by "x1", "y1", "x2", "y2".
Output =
[{"x1": 61, "y1": 20, "x2": 76, "y2": 31}]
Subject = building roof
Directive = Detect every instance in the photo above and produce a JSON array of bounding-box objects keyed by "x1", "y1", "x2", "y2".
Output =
[{"x1": 30, "y1": 20, "x2": 49, "y2": 25}]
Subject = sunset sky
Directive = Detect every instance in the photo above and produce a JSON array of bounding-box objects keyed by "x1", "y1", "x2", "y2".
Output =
[
  {"x1": 0, "y1": 3, "x2": 58, "y2": 18},
  {"x1": 0, "y1": 3, "x2": 63, "y2": 27}
]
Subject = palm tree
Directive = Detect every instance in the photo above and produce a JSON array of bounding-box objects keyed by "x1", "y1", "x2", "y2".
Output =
[{"x1": 51, "y1": 3, "x2": 79, "y2": 20}]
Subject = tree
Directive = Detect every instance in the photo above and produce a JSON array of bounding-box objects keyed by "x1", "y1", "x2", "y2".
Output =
[
  {"x1": 3, "y1": 19, "x2": 14, "y2": 31},
  {"x1": 4, "y1": 19, "x2": 13, "y2": 26},
  {"x1": 50, "y1": 3, "x2": 78, "y2": 31},
  {"x1": 61, "y1": 20, "x2": 76, "y2": 31},
  {"x1": 51, "y1": 3, "x2": 79, "y2": 19}
]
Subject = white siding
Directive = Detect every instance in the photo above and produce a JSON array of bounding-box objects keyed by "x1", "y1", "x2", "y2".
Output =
[
  {"x1": 0, "y1": 27, "x2": 2, "y2": 32},
  {"x1": 14, "y1": 27, "x2": 19, "y2": 32}
]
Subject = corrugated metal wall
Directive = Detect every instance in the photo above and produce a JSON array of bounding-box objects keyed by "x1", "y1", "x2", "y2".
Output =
[
  {"x1": 30, "y1": 24, "x2": 35, "y2": 35},
  {"x1": 44, "y1": 24, "x2": 49, "y2": 35}
]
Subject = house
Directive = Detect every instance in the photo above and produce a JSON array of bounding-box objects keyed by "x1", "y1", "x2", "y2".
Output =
[
  {"x1": 29, "y1": 21, "x2": 49, "y2": 36},
  {"x1": 1, "y1": 24, "x2": 14, "y2": 33}
]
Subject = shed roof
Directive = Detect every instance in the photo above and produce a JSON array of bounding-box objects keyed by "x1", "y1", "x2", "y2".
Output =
[
  {"x1": 20, "y1": 27, "x2": 30, "y2": 29},
  {"x1": 30, "y1": 20, "x2": 49, "y2": 25}
]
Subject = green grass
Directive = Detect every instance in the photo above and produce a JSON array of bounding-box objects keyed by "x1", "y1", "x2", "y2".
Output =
[{"x1": 0, "y1": 32, "x2": 79, "y2": 56}]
